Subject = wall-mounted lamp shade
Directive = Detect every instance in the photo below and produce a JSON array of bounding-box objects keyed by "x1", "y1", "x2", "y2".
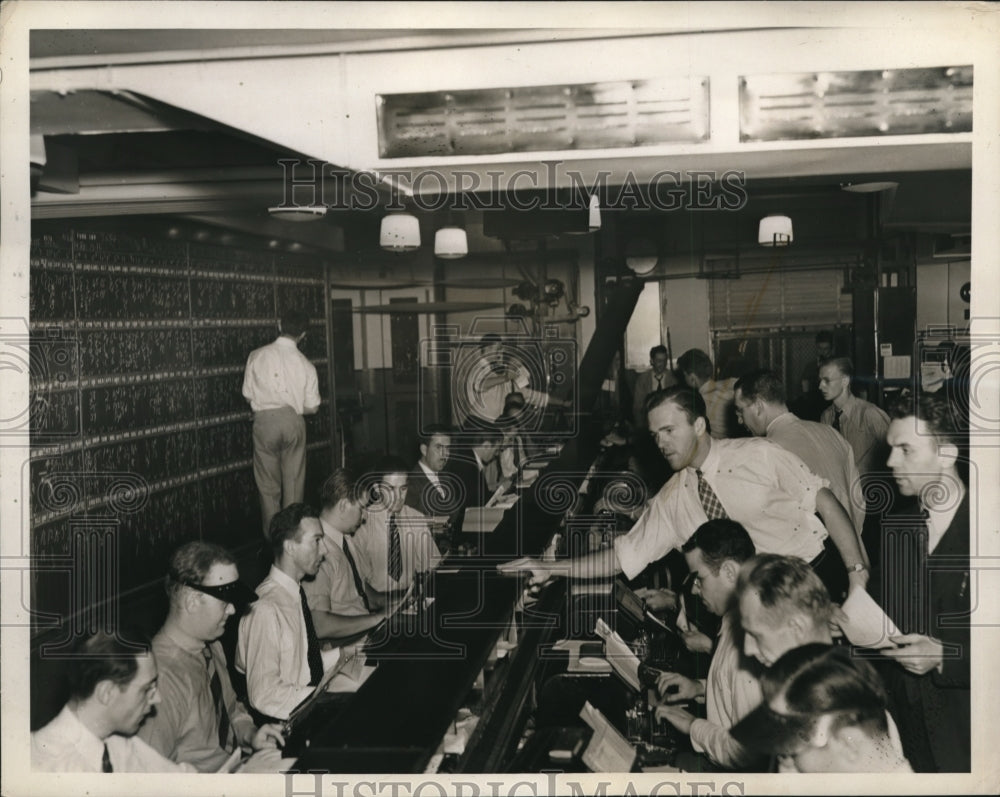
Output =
[
  {"x1": 268, "y1": 205, "x2": 327, "y2": 222},
  {"x1": 626, "y1": 256, "x2": 658, "y2": 276},
  {"x1": 589, "y1": 194, "x2": 602, "y2": 232},
  {"x1": 380, "y1": 213, "x2": 421, "y2": 251},
  {"x1": 758, "y1": 214, "x2": 793, "y2": 246},
  {"x1": 434, "y1": 226, "x2": 468, "y2": 259}
]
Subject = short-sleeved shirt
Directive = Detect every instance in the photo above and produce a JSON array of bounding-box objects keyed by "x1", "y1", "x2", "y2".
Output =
[
  {"x1": 615, "y1": 437, "x2": 828, "y2": 580},
  {"x1": 242, "y1": 336, "x2": 320, "y2": 415},
  {"x1": 303, "y1": 519, "x2": 371, "y2": 617}
]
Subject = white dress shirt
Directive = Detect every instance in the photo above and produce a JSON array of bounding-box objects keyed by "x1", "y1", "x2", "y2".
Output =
[
  {"x1": 353, "y1": 505, "x2": 442, "y2": 592},
  {"x1": 303, "y1": 518, "x2": 372, "y2": 617},
  {"x1": 236, "y1": 565, "x2": 314, "y2": 720},
  {"x1": 242, "y1": 336, "x2": 320, "y2": 414},
  {"x1": 615, "y1": 438, "x2": 828, "y2": 580},
  {"x1": 32, "y1": 706, "x2": 195, "y2": 772}
]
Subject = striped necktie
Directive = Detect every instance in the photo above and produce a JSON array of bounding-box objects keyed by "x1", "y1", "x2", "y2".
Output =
[
  {"x1": 695, "y1": 469, "x2": 728, "y2": 520},
  {"x1": 388, "y1": 514, "x2": 402, "y2": 583}
]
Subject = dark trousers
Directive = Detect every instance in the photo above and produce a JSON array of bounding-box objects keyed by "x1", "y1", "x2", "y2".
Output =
[{"x1": 809, "y1": 535, "x2": 848, "y2": 602}]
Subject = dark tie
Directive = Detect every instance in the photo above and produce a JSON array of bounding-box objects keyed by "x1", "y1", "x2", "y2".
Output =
[
  {"x1": 655, "y1": 375, "x2": 662, "y2": 391},
  {"x1": 101, "y1": 743, "x2": 113, "y2": 773},
  {"x1": 388, "y1": 513, "x2": 402, "y2": 583},
  {"x1": 299, "y1": 587, "x2": 324, "y2": 685},
  {"x1": 342, "y1": 537, "x2": 371, "y2": 611},
  {"x1": 832, "y1": 408, "x2": 843, "y2": 432},
  {"x1": 204, "y1": 645, "x2": 232, "y2": 750},
  {"x1": 695, "y1": 469, "x2": 728, "y2": 520}
]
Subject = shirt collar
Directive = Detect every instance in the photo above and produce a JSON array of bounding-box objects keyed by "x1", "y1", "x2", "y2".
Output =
[
  {"x1": 418, "y1": 460, "x2": 441, "y2": 482},
  {"x1": 160, "y1": 623, "x2": 207, "y2": 657},
  {"x1": 60, "y1": 706, "x2": 107, "y2": 759},
  {"x1": 837, "y1": 392, "x2": 857, "y2": 412},
  {"x1": 268, "y1": 564, "x2": 300, "y2": 598},
  {"x1": 765, "y1": 411, "x2": 797, "y2": 435},
  {"x1": 692, "y1": 437, "x2": 719, "y2": 477},
  {"x1": 474, "y1": 450, "x2": 485, "y2": 471},
  {"x1": 319, "y1": 515, "x2": 348, "y2": 548}
]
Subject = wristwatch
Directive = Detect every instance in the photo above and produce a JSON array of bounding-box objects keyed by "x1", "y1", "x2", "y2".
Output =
[{"x1": 849, "y1": 562, "x2": 868, "y2": 573}]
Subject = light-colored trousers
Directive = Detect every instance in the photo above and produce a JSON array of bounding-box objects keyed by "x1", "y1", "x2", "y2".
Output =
[{"x1": 252, "y1": 406, "x2": 306, "y2": 536}]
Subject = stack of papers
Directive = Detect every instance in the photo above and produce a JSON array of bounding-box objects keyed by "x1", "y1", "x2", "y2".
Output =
[
  {"x1": 462, "y1": 506, "x2": 505, "y2": 532},
  {"x1": 838, "y1": 588, "x2": 901, "y2": 649},
  {"x1": 579, "y1": 701, "x2": 636, "y2": 772}
]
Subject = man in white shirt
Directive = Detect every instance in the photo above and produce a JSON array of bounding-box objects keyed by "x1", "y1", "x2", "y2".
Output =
[
  {"x1": 353, "y1": 457, "x2": 442, "y2": 594},
  {"x1": 242, "y1": 308, "x2": 321, "y2": 535},
  {"x1": 504, "y1": 387, "x2": 867, "y2": 600},
  {"x1": 651, "y1": 519, "x2": 764, "y2": 770},
  {"x1": 236, "y1": 503, "x2": 329, "y2": 721},
  {"x1": 32, "y1": 631, "x2": 196, "y2": 773},
  {"x1": 304, "y1": 469, "x2": 388, "y2": 640}
]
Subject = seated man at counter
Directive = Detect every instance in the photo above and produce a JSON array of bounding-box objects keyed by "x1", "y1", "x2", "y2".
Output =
[
  {"x1": 496, "y1": 391, "x2": 532, "y2": 485},
  {"x1": 503, "y1": 387, "x2": 867, "y2": 600},
  {"x1": 443, "y1": 425, "x2": 504, "y2": 536},
  {"x1": 236, "y1": 503, "x2": 329, "y2": 721},
  {"x1": 405, "y1": 424, "x2": 458, "y2": 526},
  {"x1": 305, "y1": 468, "x2": 388, "y2": 640},
  {"x1": 138, "y1": 541, "x2": 284, "y2": 771},
  {"x1": 353, "y1": 456, "x2": 442, "y2": 594},
  {"x1": 731, "y1": 644, "x2": 913, "y2": 773},
  {"x1": 32, "y1": 631, "x2": 196, "y2": 773},
  {"x1": 652, "y1": 519, "x2": 765, "y2": 771}
]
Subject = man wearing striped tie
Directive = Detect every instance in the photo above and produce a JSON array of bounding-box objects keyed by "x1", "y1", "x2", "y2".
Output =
[
  {"x1": 353, "y1": 456, "x2": 442, "y2": 595},
  {"x1": 502, "y1": 386, "x2": 867, "y2": 602},
  {"x1": 139, "y1": 541, "x2": 284, "y2": 771},
  {"x1": 303, "y1": 469, "x2": 388, "y2": 640}
]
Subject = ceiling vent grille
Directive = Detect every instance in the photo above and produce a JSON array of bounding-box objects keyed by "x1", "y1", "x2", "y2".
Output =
[
  {"x1": 740, "y1": 66, "x2": 972, "y2": 142},
  {"x1": 377, "y1": 77, "x2": 709, "y2": 158}
]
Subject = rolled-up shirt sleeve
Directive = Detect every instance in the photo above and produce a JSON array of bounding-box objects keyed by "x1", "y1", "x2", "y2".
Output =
[{"x1": 614, "y1": 478, "x2": 690, "y2": 580}]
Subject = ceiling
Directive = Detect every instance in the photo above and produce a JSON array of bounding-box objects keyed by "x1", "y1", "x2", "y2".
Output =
[{"x1": 28, "y1": 28, "x2": 973, "y2": 257}]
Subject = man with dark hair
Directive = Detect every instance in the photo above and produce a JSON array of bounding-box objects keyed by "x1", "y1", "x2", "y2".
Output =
[
  {"x1": 443, "y1": 424, "x2": 505, "y2": 538},
  {"x1": 504, "y1": 387, "x2": 866, "y2": 600},
  {"x1": 405, "y1": 424, "x2": 458, "y2": 523},
  {"x1": 878, "y1": 392, "x2": 969, "y2": 772},
  {"x1": 632, "y1": 344, "x2": 677, "y2": 429},
  {"x1": 353, "y1": 456, "x2": 441, "y2": 593},
  {"x1": 32, "y1": 631, "x2": 196, "y2": 772},
  {"x1": 304, "y1": 469, "x2": 387, "y2": 640},
  {"x1": 138, "y1": 541, "x2": 282, "y2": 771},
  {"x1": 734, "y1": 369, "x2": 868, "y2": 576},
  {"x1": 650, "y1": 519, "x2": 764, "y2": 770},
  {"x1": 242, "y1": 307, "x2": 321, "y2": 535},
  {"x1": 819, "y1": 356, "x2": 889, "y2": 475},
  {"x1": 677, "y1": 348, "x2": 735, "y2": 439},
  {"x1": 730, "y1": 644, "x2": 912, "y2": 772},
  {"x1": 236, "y1": 503, "x2": 329, "y2": 720}
]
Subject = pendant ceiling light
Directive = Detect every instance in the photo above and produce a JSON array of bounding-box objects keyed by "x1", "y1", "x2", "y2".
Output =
[
  {"x1": 380, "y1": 213, "x2": 421, "y2": 252},
  {"x1": 434, "y1": 226, "x2": 468, "y2": 259},
  {"x1": 758, "y1": 214, "x2": 793, "y2": 247}
]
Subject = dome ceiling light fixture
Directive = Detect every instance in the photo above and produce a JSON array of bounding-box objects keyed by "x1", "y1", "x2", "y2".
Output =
[
  {"x1": 267, "y1": 205, "x2": 328, "y2": 222},
  {"x1": 758, "y1": 214, "x2": 793, "y2": 247},
  {"x1": 434, "y1": 225, "x2": 468, "y2": 259},
  {"x1": 380, "y1": 212, "x2": 421, "y2": 252}
]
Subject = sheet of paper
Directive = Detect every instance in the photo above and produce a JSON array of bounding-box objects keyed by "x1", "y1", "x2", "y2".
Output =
[
  {"x1": 215, "y1": 746, "x2": 243, "y2": 773},
  {"x1": 838, "y1": 587, "x2": 902, "y2": 649},
  {"x1": 594, "y1": 617, "x2": 641, "y2": 691},
  {"x1": 579, "y1": 701, "x2": 636, "y2": 772}
]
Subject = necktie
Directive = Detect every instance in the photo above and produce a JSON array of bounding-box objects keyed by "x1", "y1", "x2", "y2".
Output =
[
  {"x1": 695, "y1": 469, "x2": 728, "y2": 520},
  {"x1": 299, "y1": 587, "x2": 324, "y2": 685},
  {"x1": 101, "y1": 743, "x2": 113, "y2": 773},
  {"x1": 342, "y1": 537, "x2": 372, "y2": 611},
  {"x1": 388, "y1": 513, "x2": 402, "y2": 583},
  {"x1": 204, "y1": 645, "x2": 232, "y2": 750},
  {"x1": 832, "y1": 408, "x2": 843, "y2": 432},
  {"x1": 655, "y1": 375, "x2": 662, "y2": 391}
]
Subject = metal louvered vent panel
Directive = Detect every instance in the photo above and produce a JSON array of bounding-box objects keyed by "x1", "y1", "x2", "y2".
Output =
[
  {"x1": 740, "y1": 66, "x2": 973, "y2": 142},
  {"x1": 377, "y1": 77, "x2": 709, "y2": 158},
  {"x1": 710, "y1": 269, "x2": 852, "y2": 330}
]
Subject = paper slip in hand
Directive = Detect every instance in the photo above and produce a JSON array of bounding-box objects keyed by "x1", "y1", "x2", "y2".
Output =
[
  {"x1": 579, "y1": 701, "x2": 637, "y2": 773},
  {"x1": 497, "y1": 557, "x2": 535, "y2": 574},
  {"x1": 838, "y1": 587, "x2": 902, "y2": 649},
  {"x1": 594, "y1": 618, "x2": 641, "y2": 691}
]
